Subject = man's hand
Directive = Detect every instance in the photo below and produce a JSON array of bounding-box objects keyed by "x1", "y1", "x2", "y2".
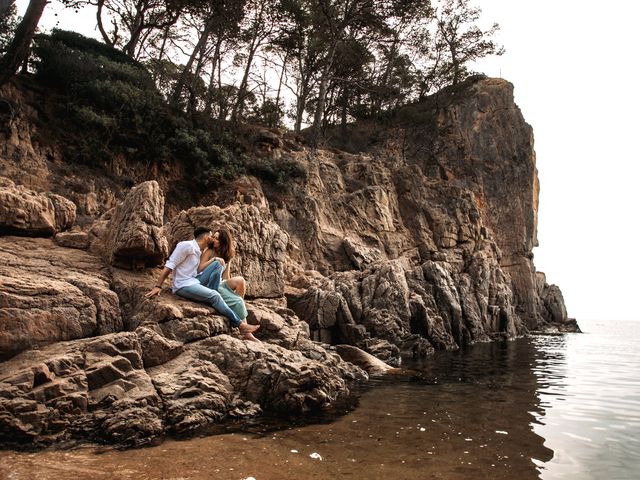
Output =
[{"x1": 145, "y1": 286, "x2": 162, "y2": 298}]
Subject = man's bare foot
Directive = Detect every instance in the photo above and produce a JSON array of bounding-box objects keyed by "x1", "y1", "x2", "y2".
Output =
[
  {"x1": 238, "y1": 322, "x2": 260, "y2": 334},
  {"x1": 243, "y1": 332, "x2": 261, "y2": 342}
]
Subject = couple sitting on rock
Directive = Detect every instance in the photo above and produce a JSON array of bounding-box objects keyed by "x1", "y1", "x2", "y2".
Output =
[{"x1": 145, "y1": 226, "x2": 260, "y2": 341}]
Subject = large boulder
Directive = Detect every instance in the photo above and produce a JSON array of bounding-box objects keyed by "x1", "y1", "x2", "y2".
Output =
[
  {"x1": 0, "y1": 332, "x2": 163, "y2": 446},
  {"x1": 164, "y1": 204, "x2": 288, "y2": 298},
  {"x1": 104, "y1": 181, "x2": 168, "y2": 269},
  {"x1": 196, "y1": 334, "x2": 364, "y2": 413},
  {"x1": 536, "y1": 272, "x2": 580, "y2": 332},
  {"x1": 0, "y1": 177, "x2": 75, "y2": 236},
  {"x1": 54, "y1": 231, "x2": 90, "y2": 250}
]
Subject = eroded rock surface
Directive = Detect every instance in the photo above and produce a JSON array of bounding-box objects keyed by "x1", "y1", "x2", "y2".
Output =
[
  {"x1": 0, "y1": 315, "x2": 365, "y2": 446},
  {"x1": 104, "y1": 180, "x2": 168, "y2": 269},
  {"x1": 0, "y1": 238, "x2": 365, "y2": 447},
  {"x1": 0, "y1": 177, "x2": 76, "y2": 236},
  {"x1": 0, "y1": 76, "x2": 576, "y2": 449},
  {"x1": 397, "y1": 78, "x2": 547, "y2": 328}
]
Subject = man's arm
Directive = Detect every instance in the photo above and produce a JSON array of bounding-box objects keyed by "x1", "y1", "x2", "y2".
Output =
[
  {"x1": 144, "y1": 267, "x2": 173, "y2": 297},
  {"x1": 145, "y1": 242, "x2": 188, "y2": 297}
]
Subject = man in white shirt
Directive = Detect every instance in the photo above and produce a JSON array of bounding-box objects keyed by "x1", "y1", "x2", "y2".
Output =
[{"x1": 145, "y1": 226, "x2": 259, "y2": 340}]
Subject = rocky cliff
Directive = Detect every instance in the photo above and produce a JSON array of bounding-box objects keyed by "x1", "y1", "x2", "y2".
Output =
[{"x1": 0, "y1": 76, "x2": 577, "y2": 448}]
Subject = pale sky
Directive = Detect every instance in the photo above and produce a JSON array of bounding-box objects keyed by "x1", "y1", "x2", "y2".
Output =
[
  {"x1": 17, "y1": 0, "x2": 640, "y2": 321},
  {"x1": 472, "y1": 0, "x2": 640, "y2": 322}
]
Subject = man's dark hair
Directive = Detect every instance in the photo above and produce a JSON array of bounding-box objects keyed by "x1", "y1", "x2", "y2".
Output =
[{"x1": 193, "y1": 226, "x2": 211, "y2": 239}]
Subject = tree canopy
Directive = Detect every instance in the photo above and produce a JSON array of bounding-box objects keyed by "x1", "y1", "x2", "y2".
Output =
[{"x1": 1, "y1": 0, "x2": 504, "y2": 144}]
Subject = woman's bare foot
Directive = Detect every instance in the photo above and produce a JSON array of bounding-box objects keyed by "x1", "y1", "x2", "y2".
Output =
[
  {"x1": 238, "y1": 322, "x2": 260, "y2": 334},
  {"x1": 243, "y1": 332, "x2": 261, "y2": 342}
]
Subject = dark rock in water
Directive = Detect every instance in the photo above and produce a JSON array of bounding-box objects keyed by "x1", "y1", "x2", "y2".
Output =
[{"x1": 335, "y1": 344, "x2": 394, "y2": 375}]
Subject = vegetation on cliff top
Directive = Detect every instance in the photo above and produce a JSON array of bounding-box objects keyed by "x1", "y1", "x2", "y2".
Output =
[{"x1": 0, "y1": 0, "x2": 503, "y2": 185}]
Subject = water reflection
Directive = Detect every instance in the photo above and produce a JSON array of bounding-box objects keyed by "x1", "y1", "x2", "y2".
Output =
[
  {"x1": 1, "y1": 321, "x2": 638, "y2": 480},
  {"x1": 530, "y1": 321, "x2": 640, "y2": 480}
]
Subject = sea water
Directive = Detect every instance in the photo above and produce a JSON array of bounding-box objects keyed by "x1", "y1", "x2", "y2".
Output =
[{"x1": 1, "y1": 319, "x2": 639, "y2": 479}]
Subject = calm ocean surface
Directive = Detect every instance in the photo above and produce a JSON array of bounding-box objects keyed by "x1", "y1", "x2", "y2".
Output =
[{"x1": 1, "y1": 319, "x2": 639, "y2": 479}]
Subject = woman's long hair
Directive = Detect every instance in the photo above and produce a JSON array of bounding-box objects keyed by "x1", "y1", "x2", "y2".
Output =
[{"x1": 214, "y1": 227, "x2": 235, "y2": 263}]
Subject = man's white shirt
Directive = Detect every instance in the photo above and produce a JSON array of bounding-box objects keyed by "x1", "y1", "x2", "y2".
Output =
[{"x1": 165, "y1": 239, "x2": 201, "y2": 293}]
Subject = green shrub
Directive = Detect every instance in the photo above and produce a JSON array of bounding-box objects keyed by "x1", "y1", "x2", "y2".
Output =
[{"x1": 31, "y1": 30, "x2": 244, "y2": 184}]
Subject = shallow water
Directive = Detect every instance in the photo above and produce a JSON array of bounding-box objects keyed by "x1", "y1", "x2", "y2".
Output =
[{"x1": 1, "y1": 319, "x2": 639, "y2": 480}]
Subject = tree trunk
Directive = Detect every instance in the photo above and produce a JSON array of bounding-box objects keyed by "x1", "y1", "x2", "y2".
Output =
[
  {"x1": 231, "y1": 0, "x2": 269, "y2": 122},
  {"x1": 188, "y1": 39, "x2": 209, "y2": 113},
  {"x1": 273, "y1": 53, "x2": 288, "y2": 127},
  {"x1": 310, "y1": 66, "x2": 331, "y2": 146},
  {"x1": 294, "y1": 78, "x2": 310, "y2": 133},
  {"x1": 96, "y1": 0, "x2": 115, "y2": 46},
  {"x1": 203, "y1": 37, "x2": 222, "y2": 116},
  {"x1": 375, "y1": 34, "x2": 399, "y2": 115},
  {"x1": 230, "y1": 38, "x2": 258, "y2": 122},
  {"x1": 0, "y1": 0, "x2": 46, "y2": 87},
  {"x1": 340, "y1": 87, "x2": 348, "y2": 140},
  {"x1": 124, "y1": 8, "x2": 145, "y2": 57},
  {"x1": 310, "y1": 42, "x2": 337, "y2": 146},
  {"x1": 151, "y1": 26, "x2": 170, "y2": 83},
  {"x1": 170, "y1": 21, "x2": 213, "y2": 107}
]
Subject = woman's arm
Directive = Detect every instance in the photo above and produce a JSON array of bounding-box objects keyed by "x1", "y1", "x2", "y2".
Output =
[
  {"x1": 222, "y1": 258, "x2": 231, "y2": 280},
  {"x1": 198, "y1": 248, "x2": 225, "y2": 273}
]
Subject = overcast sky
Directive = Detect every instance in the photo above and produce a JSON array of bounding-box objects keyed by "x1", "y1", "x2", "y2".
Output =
[{"x1": 17, "y1": 0, "x2": 640, "y2": 321}]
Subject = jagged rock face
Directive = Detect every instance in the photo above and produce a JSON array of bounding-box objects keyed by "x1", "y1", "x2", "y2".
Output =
[
  {"x1": 535, "y1": 272, "x2": 580, "y2": 332},
  {"x1": 54, "y1": 231, "x2": 90, "y2": 249},
  {"x1": 256, "y1": 103, "x2": 528, "y2": 359},
  {"x1": 164, "y1": 204, "x2": 289, "y2": 298},
  {"x1": 0, "y1": 85, "x2": 55, "y2": 192},
  {"x1": 288, "y1": 241, "x2": 520, "y2": 365},
  {"x1": 272, "y1": 150, "x2": 411, "y2": 274},
  {"x1": 104, "y1": 180, "x2": 168, "y2": 269},
  {"x1": 0, "y1": 237, "x2": 122, "y2": 360},
  {"x1": 396, "y1": 78, "x2": 543, "y2": 328},
  {"x1": 0, "y1": 177, "x2": 76, "y2": 236},
  {"x1": 275, "y1": 78, "x2": 562, "y2": 331},
  {"x1": 0, "y1": 77, "x2": 576, "y2": 447}
]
